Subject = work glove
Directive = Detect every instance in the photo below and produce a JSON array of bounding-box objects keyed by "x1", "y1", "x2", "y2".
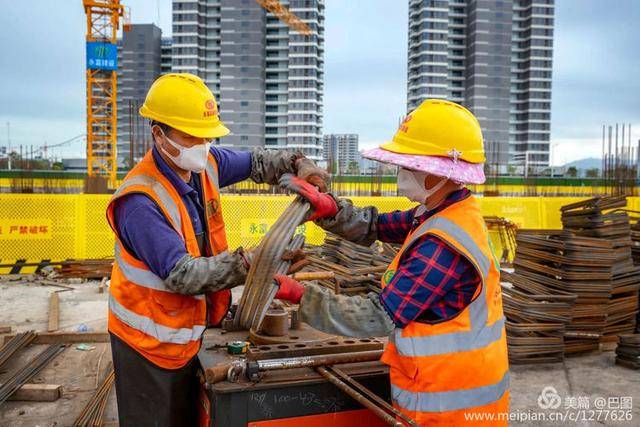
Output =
[
  {"x1": 279, "y1": 174, "x2": 338, "y2": 221},
  {"x1": 294, "y1": 157, "x2": 330, "y2": 193},
  {"x1": 273, "y1": 274, "x2": 305, "y2": 304}
]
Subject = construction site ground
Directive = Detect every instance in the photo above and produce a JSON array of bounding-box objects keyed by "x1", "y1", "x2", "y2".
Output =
[{"x1": 0, "y1": 276, "x2": 638, "y2": 427}]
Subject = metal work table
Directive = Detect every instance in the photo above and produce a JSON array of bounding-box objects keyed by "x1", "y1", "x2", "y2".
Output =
[{"x1": 198, "y1": 329, "x2": 392, "y2": 427}]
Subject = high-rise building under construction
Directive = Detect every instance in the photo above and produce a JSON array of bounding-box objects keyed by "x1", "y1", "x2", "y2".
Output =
[
  {"x1": 172, "y1": 0, "x2": 325, "y2": 160},
  {"x1": 407, "y1": 0, "x2": 554, "y2": 170}
]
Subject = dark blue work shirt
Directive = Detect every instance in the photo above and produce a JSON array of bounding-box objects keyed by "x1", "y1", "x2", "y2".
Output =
[{"x1": 113, "y1": 146, "x2": 252, "y2": 279}]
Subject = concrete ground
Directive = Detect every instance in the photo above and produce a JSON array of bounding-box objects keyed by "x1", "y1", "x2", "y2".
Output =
[{"x1": 0, "y1": 275, "x2": 638, "y2": 426}]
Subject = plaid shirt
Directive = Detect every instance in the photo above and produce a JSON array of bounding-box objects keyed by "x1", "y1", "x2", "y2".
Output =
[{"x1": 377, "y1": 189, "x2": 480, "y2": 328}]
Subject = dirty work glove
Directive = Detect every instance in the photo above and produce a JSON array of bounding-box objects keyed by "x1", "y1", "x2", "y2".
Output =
[
  {"x1": 273, "y1": 275, "x2": 305, "y2": 304},
  {"x1": 294, "y1": 157, "x2": 330, "y2": 193},
  {"x1": 279, "y1": 174, "x2": 338, "y2": 221}
]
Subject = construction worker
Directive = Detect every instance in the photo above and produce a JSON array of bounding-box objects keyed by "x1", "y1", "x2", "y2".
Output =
[
  {"x1": 275, "y1": 99, "x2": 509, "y2": 426},
  {"x1": 105, "y1": 73, "x2": 328, "y2": 427}
]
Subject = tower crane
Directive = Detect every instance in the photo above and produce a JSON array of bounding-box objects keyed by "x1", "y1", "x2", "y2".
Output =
[{"x1": 82, "y1": 0, "x2": 130, "y2": 191}]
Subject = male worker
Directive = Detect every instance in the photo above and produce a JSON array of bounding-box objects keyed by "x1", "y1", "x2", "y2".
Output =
[
  {"x1": 275, "y1": 99, "x2": 509, "y2": 426},
  {"x1": 105, "y1": 73, "x2": 328, "y2": 427}
]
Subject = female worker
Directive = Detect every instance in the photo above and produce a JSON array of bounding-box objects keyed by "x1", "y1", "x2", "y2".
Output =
[{"x1": 273, "y1": 99, "x2": 509, "y2": 426}]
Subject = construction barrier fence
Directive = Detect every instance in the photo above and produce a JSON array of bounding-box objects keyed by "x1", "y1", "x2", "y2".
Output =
[
  {"x1": 0, "y1": 177, "x2": 631, "y2": 197},
  {"x1": 3, "y1": 194, "x2": 640, "y2": 273}
]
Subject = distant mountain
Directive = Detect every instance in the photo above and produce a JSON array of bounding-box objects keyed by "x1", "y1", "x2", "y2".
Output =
[{"x1": 562, "y1": 157, "x2": 601, "y2": 171}]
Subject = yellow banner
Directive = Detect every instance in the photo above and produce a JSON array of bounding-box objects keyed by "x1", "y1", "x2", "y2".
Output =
[
  {"x1": 240, "y1": 218, "x2": 308, "y2": 239},
  {"x1": 0, "y1": 218, "x2": 53, "y2": 240}
]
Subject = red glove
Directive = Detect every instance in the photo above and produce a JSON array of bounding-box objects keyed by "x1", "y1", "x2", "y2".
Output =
[
  {"x1": 279, "y1": 174, "x2": 338, "y2": 221},
  {"x1": 274, "y1": 274, "x2": 305, "y2": 304}
]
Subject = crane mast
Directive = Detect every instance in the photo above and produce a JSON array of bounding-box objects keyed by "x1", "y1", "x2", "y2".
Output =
[{"x1": 82, "y1": 0, "x2": 129, "y2": 191}]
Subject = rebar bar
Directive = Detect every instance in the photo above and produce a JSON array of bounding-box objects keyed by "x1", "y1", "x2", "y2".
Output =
[
  {"x1": 317, "y1": 366, "x2": 405, "y2": 427},
  {"x1": 247, "y1": 349, "x2": 383, "y2": 375},
  {"x1": 329, "y1": 366, "x2": 419, "y2": 427},
  {"x1": 0, "y1": 343, "x2": 65, "y2": 404},
  {"x1": 0, "y1": 330, "x2": 36, "y2": 369},
  {"x1": 73, "y1": 366, "x2": 115, "y2": 427}
]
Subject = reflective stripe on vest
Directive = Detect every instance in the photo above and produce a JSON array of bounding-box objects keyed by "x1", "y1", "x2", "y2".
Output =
[
  {"x1": 391, "y1": 371, "x2": 510, "y2": 412},
  {"x1": 114, "y1": 242, "x2": 204, "y2": 300},
  {"x1": 113, "y1": 174, "x2": 182, "y2": 231},
  {"x1": 389, "y1": 215, "x2": 502, "y2": 357},
  {"x1": 109, "y1": 294, "x2": 206, "y2": 344},
  {"x1": 205, "y1": 159, "x2": 220, "y2": 189}
]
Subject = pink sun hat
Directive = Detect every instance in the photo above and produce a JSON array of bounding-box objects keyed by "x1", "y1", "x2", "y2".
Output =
[{"x1": 361, "y1": 147, "x2": 486, "y2": 185}]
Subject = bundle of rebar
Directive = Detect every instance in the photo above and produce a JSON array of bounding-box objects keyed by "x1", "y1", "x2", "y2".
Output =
[
  {"x1": 561, "y1": 197, "x2": 640, "y2": 346},
  {"x1": 234, "y1": 196, "x2": 310, "y2": 331},
  {"x1": 501, "y1": 270, "x2": 576, "y2": 364},
  {"x1": 73, "y1": 366, "x2": 115, "y2": 427},
  {"x1": 512, "y1": 229, "x2": 618, "y2": 354},
  {"x1": 0, "y1": 330, "x2": 36, "y2": 370},
  {"x1": 0, "y1": 343, "x2": 65, "y2": 404},
  {"x1": 484, "y1": 216, "x2": 518, "y2": 265},
  {"x1": 615, "y1": 334, "x2": 640, "y2": 369},
  {"x1": 303, "y1": 233, "x2": 397, "y2": 295}
]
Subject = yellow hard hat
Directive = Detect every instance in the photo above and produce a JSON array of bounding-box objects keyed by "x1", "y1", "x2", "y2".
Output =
[
  {"x1": 380, "y1": 99, "x2": 485, "y2": 164},
  {"x1": 139, "y1": 73, "x2": 230, "y2": 139}
]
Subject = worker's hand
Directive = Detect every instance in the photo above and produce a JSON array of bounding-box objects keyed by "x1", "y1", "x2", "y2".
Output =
[
  {"x1": 294, "y1": 157, "x2": 330, "y2": 193},
  {"x1": 273, "y1": 274, "x2": 305, "y2": 304},
  {"x1": 279, "y1": 174, "x2": 338, "y2": 221}
]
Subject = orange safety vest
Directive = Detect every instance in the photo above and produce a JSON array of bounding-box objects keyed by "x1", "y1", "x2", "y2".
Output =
[
  {"x1": 380, "y1": 195, "x2": 509, "y2": 426},
  {"x1": 105, "y1": 150, "x2": 231, "y2": 369}
]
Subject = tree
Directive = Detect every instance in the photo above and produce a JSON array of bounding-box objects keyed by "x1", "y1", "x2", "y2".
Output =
[
  {"x1": 585, "y1": 168, "x2": 599, "y2": 178},
  {"x1": 347, "y1": 161, "x2": 359, "y2": 175},
  {"x1": 566, "y1": 166, "x2": 578, "y2": 178}
]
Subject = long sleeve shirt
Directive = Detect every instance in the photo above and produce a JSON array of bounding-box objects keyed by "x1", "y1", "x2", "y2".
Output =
[
  {"x1": 113, "y1": 146, "x2": 251, "y2": 279},
  {"x1": 376, "y1": 189, "x2": 481, "y2": 327}
]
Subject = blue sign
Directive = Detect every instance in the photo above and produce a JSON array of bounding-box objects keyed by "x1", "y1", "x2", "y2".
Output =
[{"x1": 86, "y1": 42, "x2": 117, "y2": 71}]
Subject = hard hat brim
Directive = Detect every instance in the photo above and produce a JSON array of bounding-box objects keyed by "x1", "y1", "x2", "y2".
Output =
[
  {"x1": 380, "y1": 139, "x2": 486, "y2": 164},
  {"x1": 362, "y1": 147, "x2": 486, "y2": 185},
  {"x1": 173, "y1": 122, "x2": 231, "y2": 139},
  {"x1": 139, "y1": 104, "x2": 231, "y2": 139}
]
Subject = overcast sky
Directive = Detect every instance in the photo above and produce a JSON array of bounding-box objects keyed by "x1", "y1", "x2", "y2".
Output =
[{"x1": 0, "y1": 0, "x2": 638, "y2": 165}]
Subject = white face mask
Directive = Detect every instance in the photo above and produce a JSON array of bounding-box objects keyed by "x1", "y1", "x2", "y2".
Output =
[
  {"x1": 158, "y1": 129, "x2": 211, "y2": 173},
  {"x1": 397, "y1": 168, "x2": 448, "y2": 206}
]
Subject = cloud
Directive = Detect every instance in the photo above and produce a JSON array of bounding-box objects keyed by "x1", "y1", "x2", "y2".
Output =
[{"x1": 1, "y1": 0, "x2": 639, "y2": 167}]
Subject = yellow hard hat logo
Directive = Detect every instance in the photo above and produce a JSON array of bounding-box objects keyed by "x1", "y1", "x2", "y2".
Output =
[
  {"x1": 204, "y1": 99, "x2": 218, "y2": 117},
  {"x1": 398, "y1": 115, "x2": 412, "y2": 133}
]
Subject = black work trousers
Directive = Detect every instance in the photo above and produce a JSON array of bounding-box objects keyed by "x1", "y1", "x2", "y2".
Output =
[{"x1": 110, "y1": 333, "x2": 201, "y2": 427}]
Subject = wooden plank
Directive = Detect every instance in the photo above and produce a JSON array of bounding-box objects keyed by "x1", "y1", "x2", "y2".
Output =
[
  {"x1": 3, "y1": 332, "x2": 110, "y2": 346},
  {"x1": 47, "y1": 292, "x2": 60, "y2": 332},
  {"x1": 5, "y1": 384, "x2": 62, "y2": 402},
  {"x1": 0, "y1": 325, "x2": 11, "y2": 334}
]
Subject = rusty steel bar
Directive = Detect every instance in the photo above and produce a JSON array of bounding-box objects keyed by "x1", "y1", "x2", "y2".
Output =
[
  {"x1": 329, "y1": 366, "x2": 419, "y2": 427},
  {"x1": 0, "y1": 343, "x2": 65, "y2": 404},
  {"x1": 246, "y1": 350, "x2": 383, "y2": 376},
  {"x1": 0, "y1": 330, "x2": 36, "y2": 370},
  {"x1": 234, "y1": 197, "x2": 309, "y2": 331},
  {"x1": 316, "y1": 366, "x2": 404, "y2": 427}
]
